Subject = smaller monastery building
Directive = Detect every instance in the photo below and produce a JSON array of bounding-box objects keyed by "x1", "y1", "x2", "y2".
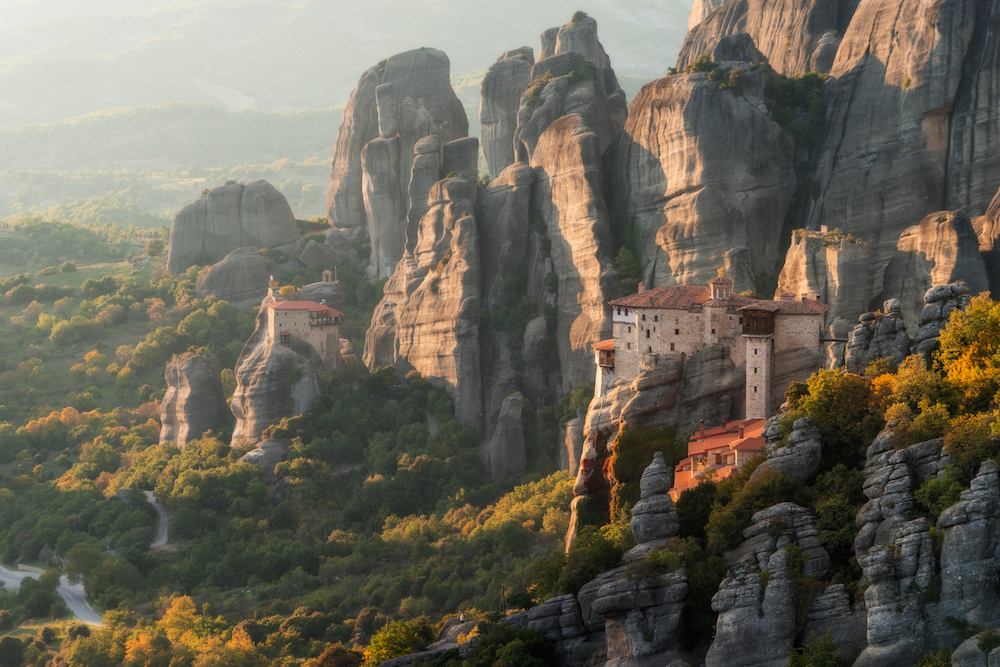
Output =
[
  {"x1": 266, "y1": 300, "x2": 343, "y2": 363},
  {"x1": 592, "y1": 273, "x2": 828, "y2": 419},
  {"x1": 669, "y1": 418, "x2": 766, "y2": 500}
]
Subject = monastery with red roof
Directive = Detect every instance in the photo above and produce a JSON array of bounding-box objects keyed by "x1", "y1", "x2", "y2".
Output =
[
  {"x1": 265, "y1": 272, "x2": 344, "y2": 365},
  {"x1": 591, "y1": 272, "x2": 828, "y2": 494}
]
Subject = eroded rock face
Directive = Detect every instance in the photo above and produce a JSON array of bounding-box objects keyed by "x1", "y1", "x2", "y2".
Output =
[
  {"x1": 805, "y1": 0, "x2": 979, "y2": 299},
  {"x1": 880, "y1": 210, "x2": 988, "y2": 326},
  {"x1": 480, "y1": 48, "x2": 533, "y2": 179},
  {"x1": 605, "y1": 67, "x2": 796, "y2": 292},
  {"x1": 230, "y1": 304, "x2": 331, "y2": 446},
  {"x1": 913, "y1": 282, "x2": 972, "y2": 354},
  {"x1": 677, "y1": 0, "x2": 841, "y2": 75},
  {"x1": 802, "y1": 584, "x2": 868, "y2": 663},
  {"x1": 776, "y1": 231, "x2": 871, "y2": 331},
  {"x1": 844, "y1": 299, "x2": 909, "y2": 375},
  {"x1": 750, "y1": 416, "x2": 822, "y2": 485},
  {"x1": 167, "y1": 181, "x2": 299, "y2": 274},
  {"x1": 629, "y1": 452, "x2": 680, "y2": 545},
  {"x1": 159, "y1": 353, "x2": 226, "y2": 448},
  {"x1": 325, "y1": 48, "x2": 468, "y2": 241},
  {"x1": 707, "y1": 503, "x2": 830, "y2": 667},
  {"x1": 975, "y1": 185, "x2": 1000, "y2": 299},
  {"x1": 480, "y1": 392, "x2": 526, "y2": 482},
  {"x1": 363, "y1": 178, "x2": 482, "y2": 427},
  {"x1": 194, "y1": 247, "x2": 282, "y2": 310}
]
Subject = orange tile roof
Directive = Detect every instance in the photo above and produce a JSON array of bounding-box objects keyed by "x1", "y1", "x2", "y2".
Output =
[
  {"x1": 268, "y1": 300, "x2": 344, "y2": 318},
  {"x1": 591, "y1": 339, "x2": 615, "y2": 351},
  {"x1": 610, "y1": 285, "x2": 828, "y2": 315}
]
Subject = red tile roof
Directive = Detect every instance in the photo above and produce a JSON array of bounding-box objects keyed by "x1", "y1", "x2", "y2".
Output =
[
  {"x1": 268, "y1": 300, "x2": 344, "y2": 318},
  {"x1": 610, "y1": 285, "x2": 828, "y2": 315},
  {"x1": 591, "y1": 339, "x2": 615, "y2": 351}
]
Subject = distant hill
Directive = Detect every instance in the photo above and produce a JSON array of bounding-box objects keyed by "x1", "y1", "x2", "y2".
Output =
[{"x1": 0, "y1": 0, "x2": 691, "y2": 129}]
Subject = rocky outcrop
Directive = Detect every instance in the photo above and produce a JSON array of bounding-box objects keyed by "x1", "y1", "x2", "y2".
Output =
[
  {"x1": 167, "y1": 181, "x2": 299, "y2": 274},
  {"x1": 194, "y1": 247, "x2": 283, "y2": 310},
  {"x1": 325, "y1": 48, "x2": 468, "y2": 241},
  {"x1": 975, "y1": 186, "x2": 1000, "y2": 299},
  {"x1": 480, "y1": 392, "x2": 526, "y2": 482},
  {"x1": 297, "y1": 280, "x2": 346, "y2": 312},
  {"x1": 805, "y1": 0, "x2": 979, "y2": 300},
  {"x1": 363, "y1": 178, "x2": 482, "y2": 427},
  {"x1": 159, "y1": 352, "x2": 226, "y2": 449},
  {"x1": 880, "y1": 210, "x2": 988, "y2": 327},
  {"x1": 230, "y1": 303, "x2": 331, "y2": 446},
  {"x1": 605, "y1": 66, "x2": 796, "y2": 292},
  {"x1": 560, "y1": 418, "x2": 584, "y2": 473},
  {"x1": 480, "y1": 48, "x2": 533, "y2": 179},
  {"x1": 801, "y1": 584, "x2": 868, "y2": 662},
  {"x1": 238, "y1": 439, "x2": 288, "y2": 477},
  {"x1": 707, "y1": 503, "x2": 830, "y2": 667},
  {"x1": 776, "y1": 230, "x2": 871, "y2": 332},
  {"x1": 951, "y1": 631, "x2": 1000, "y2": 667},
  {"x1": 913, "y1": 282, "x2": 972, "y2": 354},
  {"x1": 677, "y1": 0, "x2": 841, "y2": 75},
  {"x1": 844, "y1": 299, "x2": 909, "y2": 375},
  {"x1": 628, "y1": 452, "x2": 680, "y2": 546},
  {"x1": 750, "y1": 416, "x2": 822, "y2": 485},
  {"x1": 298, "y1": 239, "x2": 351, "y2": 272}
]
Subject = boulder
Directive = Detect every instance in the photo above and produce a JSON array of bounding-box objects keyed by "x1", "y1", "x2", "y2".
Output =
[
  {"x1": 749, "y1": 416, "x2": 822, "y2": 485},
  {"x1": 298, "y1": 239, "x2": 349, "y2": 271},
  {"x1": 238, "y1": 439, "x2": 288, "y2": 476},
  {"x1": 194, "y1": 247, "x2": 282, "y2": 310},
  {"x1": 159, "y1": 352, "x2": 226, "y2": 449},
  {"x1": 605, "y1": 67, "x2": 796, "y2": 292},
  {"x1": 629, "y1": 452, "x2": 681, "y2": 545},
  {"x1": 843, "y1": 298, "x2": 909, "y2": 375},
  {"x1": 167, "y1": 181, "x2": 299, "y2": 274},
  {"x1": 297, "y1": 280, "x2": 346, "y2": 312}
]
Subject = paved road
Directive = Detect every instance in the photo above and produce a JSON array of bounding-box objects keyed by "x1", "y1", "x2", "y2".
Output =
[
  {"x1": 0, "y1": 566, "x2": 102, "y2": 626},
  {"x1": 144, "y1": 490, "x2": 169, "y2": 548}
]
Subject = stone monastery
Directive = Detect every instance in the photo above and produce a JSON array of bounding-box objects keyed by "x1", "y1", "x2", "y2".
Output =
[{"x1": 593, "y1": 271, "x2": 828, "y2": 419}]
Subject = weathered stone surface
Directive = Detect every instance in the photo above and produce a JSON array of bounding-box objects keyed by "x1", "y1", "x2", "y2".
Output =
[
  {"x1": 802, "y1": 584, "x2": 867, "y2": 663},
  {"x1": 159, "y1": 352, "x2": 226, "y2": 449},
  {"x1": 362, "y1": 136, "x2": 405, "y2": 279},
  {"x1": 480, "y1": 48, "x2": 533, "y2": 179},
  {"x1": 592, "y1": 569, "x2": 688, "y2": 663},
  {"x1": 687, "y1": 0, "x2": 727, "y2": 30},
  {"x1": 238, "y1": 439, "x2": 288, "y2": 476},
  {"x1": 951, "y1": 632, "x2": 1000, "y2": 667},
  {"x1": 326, "y1": 48, "x2": 468, "y2": 239},
  {"x1": 230, "y1": 302, "x2": 331, "y2": 446},
  {"x1": 629, "y1": 453, "x2": 680, "y2": 545},
  {"x1": 914, "y1": 281, "x2": 972, "y2": 354},
  {"x1": 364, "y1": 178, "x2": 481, "y2": 427},
  {"x1": 296, "y1": 280, "x2": 346, "y2": 313},
  {"x1": 480, "y1": 392, "x2": 526, "y2": 482},
  {"x1": 880, "y1": 210, "x2": 988, "y2": 327},
  {"x1": 508, "y1": 594, "x2": 586, "y2": 643},
  {"x1": 298, "y1": 239, "x2": 350, "y2": 272},
  {"x1": 167, "y1": 181, "x2": 299, "y2": 274},
  {"x1": 844, "y1": 298, "x2": 909, "y2": 375},
  {"x1": 677, "y1": 0, "x2": 840, "y2": 75},
  {"x1": 805, "y1": 0, "x2": 979, "y2": 301},
  {"x1": 194, "y1": 247, "x2": 283, "y2": 311},
  {"x1": 605, "y1": 67, "x2": 796, "y2": 292},
  {"x1": 749, "y1": 416, "x2": 822, "y2": 485},
  {"x1": 442, "y1": 137, "x2": 480, "y2": 183},
  {"x1": 776, "y1": 230, "x2": 871, "y2": 331},
  {"x1": 726, "y1": 503, "x2": 830, "y2": 578}
]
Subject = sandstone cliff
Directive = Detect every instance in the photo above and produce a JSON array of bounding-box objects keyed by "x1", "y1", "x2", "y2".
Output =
[
  {"x1": 677, "y1": 0, "x2": 842, "y2": 75},
  {"x1": 159, "y1": 352, "x2": 226, "y2": 449},
  {"x1": 166, "y1": 180, "x2": 299, "y2": 275},
  {"x1": 363, "y1": 177, "x2": 482, "y2": 427},
  {"x1": 194, "y1": 247, "x2": 282, "y2": 311},
  {"x1": 480, "y1": 48, "x2": 533, "y2": 179},
  {"x1": 230, "y1": 302, "x2": 331, "y2": 446},
  {"x1": 325, "y1": 48, "x2": 469, "y2": 254},
  {"x1": 605, "y1": 66, "x2": 796, "y2": 293}
]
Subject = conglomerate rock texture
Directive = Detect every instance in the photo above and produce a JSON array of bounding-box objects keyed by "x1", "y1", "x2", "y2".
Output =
[
  {"x1": 159, "y1": 352, "x2": 226, "y2": 449},
  {"x1": 166, "y1": 180, "x2": 299, "y2": 274},
  {"x1": 605, "y1": 66, "x2": 796, "y2": 292}
]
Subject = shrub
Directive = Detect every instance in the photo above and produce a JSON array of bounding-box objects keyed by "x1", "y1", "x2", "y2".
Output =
[{"x1": 571, "y1": 10, "x2": 590, "y2": 22}]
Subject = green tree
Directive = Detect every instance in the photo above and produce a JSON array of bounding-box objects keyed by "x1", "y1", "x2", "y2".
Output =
[
  {"x1": 0, "y1": 636, "x2": 23, "y2": 667},
  {"x1": 363, "y1": 619, "x2": 435, "y2": 666},
  {"x1": 144, "y1": 239, "x2": 166, "y2": 257}
]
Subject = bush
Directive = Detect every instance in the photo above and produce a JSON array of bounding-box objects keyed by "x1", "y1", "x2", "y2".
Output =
[{"x1": 705, "y1": 467, "x2": 809, "y2": 553}]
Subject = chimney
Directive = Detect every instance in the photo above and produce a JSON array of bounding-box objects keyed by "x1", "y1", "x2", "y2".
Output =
[
  {"x1": 638, "y1": 282, "x2": 645, "y2": 293},
  {"x1": 699, "y1": 419, "x2": 705, "y2": 437},
  {"x1": 739, "y1": 423, "x2": 745, "y2": 439}
]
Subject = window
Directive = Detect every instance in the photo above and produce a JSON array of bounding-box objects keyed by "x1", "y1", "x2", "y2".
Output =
[
  {"x1": 654, "y1": 315, "x2": 658, "y2": 322},
  {"x1": 674, "y1": 329, "x2": 679, "y2": 335},
  {"x1": 670, "y1": 343, "x2": 675, "y2": 351},
  {"x1": 642, "y1": 314, "x2": 646, "y2": 321},
  {"x1": 628, "y1": 327, "x2": 631, "y2": 333},
  {"x1": 627, "y1": 343, "x2": 631, "y2": 349},
  {"x1": 754, "y1": 367, "x2": 757, "y2": 374},
  {"x1": 739, "y1": 317, "x2": 743, "y2": 325},
  {"x1": 646, "y1": 329, "x2": 650, "y2": 338},
  {"x1": 711, "y1": 328, "x2": 716, "y2": 334},
  {"x1": 754, "y1": 349, "x2": 758, "y2": 355},
  {"x1": 754, "y1": 386, "x2": 758, "y2": 393},
  {"x1": 648, "y1": 346, "x2": 652, "y2": 352}
]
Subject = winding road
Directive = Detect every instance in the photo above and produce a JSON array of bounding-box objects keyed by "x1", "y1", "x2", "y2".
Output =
[{"x1": 0, "y1": 566, "x2": 103, "y2": 626}]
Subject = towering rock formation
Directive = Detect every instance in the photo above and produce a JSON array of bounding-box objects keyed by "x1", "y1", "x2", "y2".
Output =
[
  {"x1": 194, "y1": 247, "x2": 282, "y2": 311},
  {"x1": 159, "y1": 352, "x2": 226, "y2": 448},
  {"x1": 324, "y1": 48, "x2": 469, "y2": 262},
  {"x1": 843, "y1": 299, "x2": 910, "y2": 375},
  {"x1": 605, "y1": 66, "x2": 796, "y2": 293},
  {"x1": 480, "y1": 48, "x2": 533, "y2": 179},
  {"x1": 166, "y1": 181, "x2": 299, "y2": 274},
  {"x1": 677, "y1": 0, "x2": 843, "y2": 75},
  {"x1": 974, "y1": 185, "x2": 1000, "y2": 298},
  {"x1": 879, "y1": 210, "x2": 988, "y2": 326},
  {"x1": 804, "y1": 0, "x2": 981, "y2": 301},
  {"x1": 230, "y1": 303, "x2": 331, "y2": 446},
  {"x1": 364, "y1": 177, "x2": 482, "y2": 427},
  {"x1": 913, "y1": 282, "x2": 973, "y2": 354}
]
